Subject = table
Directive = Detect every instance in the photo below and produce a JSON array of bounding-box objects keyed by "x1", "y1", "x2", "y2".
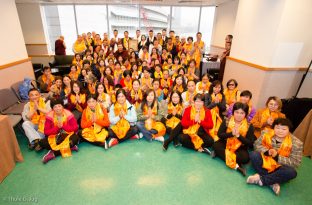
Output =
[
  {"x1": 294, "y1": 109, "x2": 312, "y2": 159},
  {"x1": 201, "y1": 58, "x2": 221, "y2": 76},
  {"x1": 0, "y1": 115, "x2": 24, "y2": 183}
]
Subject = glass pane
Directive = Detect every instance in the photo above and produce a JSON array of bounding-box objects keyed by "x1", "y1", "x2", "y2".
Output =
[
  {"x1": 58, "y1": 5, "x2": 77, "y2": 55},
  {"x1": 171, "y1": 7, "x2": 200, "y2": 39},
  {"x1": 43, "y1": 5, "x2": 61, "y2": 53},
  {"x1": 199, "y1": 7, "x2": 215, "y2": 49},
  {"x1": 108, "y1": 5, "x2": 139, "y2": 38},
  {"x1": 139, "y1": 6, "x2": 170, "y2": 35},
  {"x1": 75, "y1": 5, "x2": 107, "y2": 36}
]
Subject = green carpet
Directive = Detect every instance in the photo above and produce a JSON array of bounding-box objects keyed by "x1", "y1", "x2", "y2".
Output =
[{"x1": 1, "y1": 130, "x2": 312, "y2": 205}]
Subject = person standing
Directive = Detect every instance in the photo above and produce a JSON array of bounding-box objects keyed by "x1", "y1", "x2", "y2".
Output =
[{"x1": 55, "y1": 35, "x2": 66, "y2": 55}]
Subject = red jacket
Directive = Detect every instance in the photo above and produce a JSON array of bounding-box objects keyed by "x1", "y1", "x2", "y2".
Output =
[{"x1": 181, "y1": 106, "x2": 213, "y2": 134}]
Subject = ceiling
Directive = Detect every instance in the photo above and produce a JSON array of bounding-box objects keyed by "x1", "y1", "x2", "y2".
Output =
[{"x1": 15, "y1": 0, "x2": 234, "y2": 6}]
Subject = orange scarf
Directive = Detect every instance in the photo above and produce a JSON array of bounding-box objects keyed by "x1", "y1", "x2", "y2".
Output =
[
  {"x1": 143, "y1": 103, "x2": 166, "y2": 138},
  {"x1": 29, "y1": 97, "x2": 46, "y2": 133},
  {"x1": 111, "y1": 102, "x2": 130, "y2": 139},
  {"x1": 70, "y1": 94, "x2": 86, "y2": 112},
  {"x1": 154, "y1": 71, "x2": 163, "y2": 79},
  {"x1": 81, "y1": 104, "x2": 108, "y2": 143},
  {"x1": 261, "y1": 129, "x2": 292, "y2": 173},
  {"x1": 166, "y1": 103, "x2": 183, "y2": 129},
  {"x1": 183, "y1": 106, "x2": 205, "y2": 150},
  {"x1": 197, "y1": 81, "x2": 210, "y2": 93},
  {"x1": 124, "y1": 78, "x2": 132, "y2": 91},
  {"x1": 130, "y1": 89, "x2": 143, "y2": 109},
  {"x1": 224, "y1": 88, "x2": 239, "y2": 105},
  {"x1": 48, "y1": 110, "x2": 73, "y2": 158},
  {"x1": 225, "y1": 117, "x2": 249, "y2": 169},
  {"x1": 185, "y1": 91, "x2": 197, "y2": 105},
  {"x1": 174, "y1": 84, "x2": 184, "y2": 93},
  {"x1": 69, "y1": 71, "x2": 79, "y2": 81},
  {"x1": 208, "y1": 93, "x2": 223, "y2": 142},
  {"x1": 88, "y1": 83, "x2": 96, "y2": 94},
  {"x1": 42, "y1": 75, "x2": 55, "y2": 91},
  {"x1": 141, "y1": 77, "x2": 152, "y2": 89}
]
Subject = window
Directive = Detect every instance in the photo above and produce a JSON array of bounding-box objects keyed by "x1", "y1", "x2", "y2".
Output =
[
  {"x1": 171, "y1": 7, "x2": 200, "y2": 39},
  {"x1": 75, "y1": 5, "x2": 108, "y2": 36},
  {"x1": 108, "y1": 5, "x2": 139, "y2": 38},
  {"x1": 199, "y1": 7, "x2": 215, "y2": 47},
  {"x1": 139, "y1": 6, "x2": 170, "y2": 34}
]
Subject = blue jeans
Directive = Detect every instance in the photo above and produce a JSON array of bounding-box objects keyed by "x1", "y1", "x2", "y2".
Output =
[
  {"x1": 249, "y1": 151, "x2": 297, "y2": 186},
  {"x1": 136, "y1": 121, "x2": 158, "y2": 141}
]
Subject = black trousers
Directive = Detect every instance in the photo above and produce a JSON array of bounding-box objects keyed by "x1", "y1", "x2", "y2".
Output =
[
  {"x1": 108, "y1": 126, "x2": 138, "y2": 143},
  {"x1": 178, "y1": 126, "x2": 214, "y2": 150},
  {"x1": 39, "y1": 134, "x2": 79, "y2": 156},
  {"x1": 213, "y1": 140, "x2": 250, "y2": 165},
  {"x1": 164, "y1": 122, "x2": 182, "y2": 145}
]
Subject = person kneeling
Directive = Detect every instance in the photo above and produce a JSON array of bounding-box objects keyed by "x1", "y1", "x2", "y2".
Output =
[{"x1": 247, "y1": 118, "x2": 303, "y2": 195}]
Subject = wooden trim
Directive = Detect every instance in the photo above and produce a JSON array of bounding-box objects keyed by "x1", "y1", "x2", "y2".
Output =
[
  {"x1": 25, "y1": 43, "x2": 47, "y2": 46},
  {"x1": 29, "y1": 54, "x2": 54, "y2": 57},
  {"x1": 210, "y1": 44, "x2": 225, "y2": 49},
  {"x1": 227, "y1": 56, "x2": 308, "y2": 71},
  {"x1": 0, "y1": 57, "x2": 32, "y2": 70}
]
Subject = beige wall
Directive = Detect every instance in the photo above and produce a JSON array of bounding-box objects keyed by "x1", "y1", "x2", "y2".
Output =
[
  {"x1": 0, "y1": 0, "x2": 28, "y2": 65},
  {"x1": 0, "y1": 61, "x2": 35, "y2": 89},
  {"x1": 211, "y1": 0, "x2": 239, "y2": 47}
]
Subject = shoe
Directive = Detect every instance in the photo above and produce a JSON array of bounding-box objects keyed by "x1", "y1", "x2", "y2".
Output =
[
  {"x1": 236, "y1": 166, "x2": 247, "y2": 177},
  {"x1": 28, "y1": 142, "x2": 35, "y2": 150},
  {"x1": 138, "y1": 133, "x2": 144, "y2": 139},
  {"x1": 154, "y1": 136, "x2": 164, "y2": 142},
  {"x1": 210, "y1": 150, "x2": 216, "y2": 158},
  {"x1": 108, "y1": 138, "x2": 119, "y2": 148},
  {"x1": 202, "y1": 147, "x2": 212, "y2": 155},
  {"x1": 130, "y1": 134, "x2": 139, "y2": 140},
  {"x1": 163, "y1": 141, "x2": 169, "y2": 151},
  {"x1": 42, "y1": 150, "x2": 55, "y2": 164},
  {"x1": 247, "y1": 174, "x2": 263, "y2": 186},
  {"x1": 173, "y1": 140, "x2": 181, "y2": 147},
  {"x1": 270, "y1": 183, "x2": 280, "y2": 195},
  {"x1": 104, "y1": 140, "x2": 108, "y2": 150},
  {"x1": 71, "y1": 145, "x2": 79, "y2": 152}
]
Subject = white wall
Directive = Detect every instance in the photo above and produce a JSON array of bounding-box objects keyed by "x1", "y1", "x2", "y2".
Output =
[
  {"x1": 16, "y1": 3, "x2": 47, "y2": 44},
  {"x1": 211, "y1": 0, "x2": 239, "y2": 47},
  {"x1": 0, "y1": 0, "x2": 28, "y2": 65}
]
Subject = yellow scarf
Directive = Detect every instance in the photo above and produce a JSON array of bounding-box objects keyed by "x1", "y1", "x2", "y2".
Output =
[
  {"x1": 183, "y1": 106, "x2": 205, "y2": 150},
  {"x1": 225, "y1": 116, "x2": 249, "y2": 169},
  {"x1": 142, "y1": 77, "x2": 152, "y2": 88},
  {"x1": 124, "y1": 78, "x2": 132, "y2": 91},
  {"x1": 114, "y1": 69, "x2": 123, "y2": 80},
  {"x1": 174, "y1": 84, "x2": 184, "y2": 93},
  {"x1": 29, "y1": 97, "x2": 46, "y2": 133},
  {"x1": 111, "y1": 102, "x2": 130, "y2": 139},
  {"x1": 123, "y1": 38, "x2": 129, "y2": 50},
  {"x1": 143, "y1": 103, "x2": 166, "y2": 138},
  {"x1": 185, "y1": 91, "x2": 197, "y2": 104},
  {"x1": 208, "y1": 93, "x2": 223, "y2": 142},
  {"x1": 142, "y1": 52, "x2": 149, "y2": 61},
  {"x1": 198, "y1": 81, "x2": 210, "y2": 93},
  {"x1": 88, "y1": 83, "x2": 96, "y2": 94},
  {"x1": 224, "y1": 88, "x2": 239, "y2": 105},
  {"x1": 261, "y1": 129, "x2": 292, "y2": 173},
  {"x1": 260, "y1": 108, "x2": 280, "y2": 127},
  {"x1": 70, "y1": 94, "x2": 86, "y2": 112},
  {"x1": 69, "y1": 71, "x2": 79, "y2": 81},
  {"x1": 130, "y1": 89, "x2": 143, "y2": 109},
  {"x1": 42, "y1": 75, "x2": 55, "y2": 91},
  {"x1": 166, "y1": 103, "x2": 183, "y2": 129},
  {"x1": 48, "y1": 110, "x2": 73, "y2": 158},
  {"x1": 81, "y1": 104, "x2": 108, "y2": 143},
  {"x1": 154, "y1": 71, "x2": 163, "y2": 79}
]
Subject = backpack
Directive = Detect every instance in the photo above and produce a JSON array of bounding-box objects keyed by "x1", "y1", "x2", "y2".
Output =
[{"x1": 19, "y1": 78, "x2": 35, "y2": 101}]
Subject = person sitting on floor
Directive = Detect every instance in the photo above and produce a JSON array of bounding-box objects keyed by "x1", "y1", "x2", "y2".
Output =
[
  {"x1": 22, "y1": 88, "x2": 51, "y2": 151},
  {"x1": 247, "y1": 118, "x2": 303, "y2": 195},
  {"x1": 37, "y1": 66, "x2": 55, "y2": 93},
  {"x1": 213, "y1": 102, "x2": 256, "y2": 176},
  {"x1": 40, "y1": 98, "x2": 79, "y2": 164}
]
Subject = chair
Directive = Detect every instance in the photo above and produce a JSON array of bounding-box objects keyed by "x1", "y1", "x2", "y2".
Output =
[{"x1": 0, "y1": 88, "x2": 26, "y2": 115}]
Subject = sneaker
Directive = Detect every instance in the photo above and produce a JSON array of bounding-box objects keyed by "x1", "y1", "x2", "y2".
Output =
[
  {"x1": 247, "y1": 174, "x2": 262, "y2": 185},
  {"x1": 130, "y1": 134, "x2": 140, "y2": 140},
  {"x1": 236, "y1": 166, "x2": 247, "y2": 177},
  {"x1": 104, "y1": 140, "x2": 108, "y2": 150},
  {"x1": 42, "y1": 150, "x2": 55, "y2": 164},
  {"x1": 138, "y1": 133, "x2": 144, "y2": 139},
  {"x1": 154, "y1": 136, "x2": 164, "y2": 142},
  {"x1": 71, "y1": 145, "x2": 79, "y2": 152},
  {"x1": 163, "y1": 141, "x2": 169, "y2": 151},
  {"x1": 108, "y1": 138, "x2": 119, "y2": 148},
  {"x1": 270, "y1": 183, "x2": 280, "y2": 195},
  {"x1": 202, "y1": 147, "x2": 212, "y2": 155}
]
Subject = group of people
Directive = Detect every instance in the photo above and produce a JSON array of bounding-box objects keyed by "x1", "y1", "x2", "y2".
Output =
[{"x1": 23, "y1": 29, "x2": 303, "y2": 196}]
